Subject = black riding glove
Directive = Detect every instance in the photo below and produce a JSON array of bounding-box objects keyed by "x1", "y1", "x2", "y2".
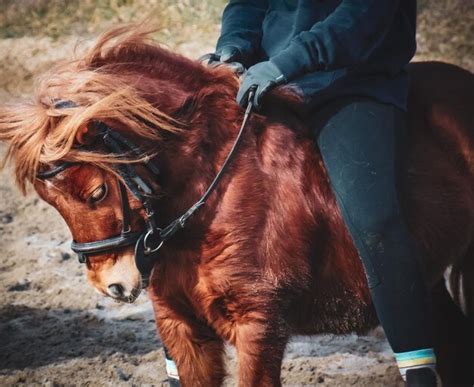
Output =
[
  {"x1": 218, "y1": 46, "x2": 245, "y2": 63},
  {"x1": 199, "y1": 46, "x2": 248, "y2": 74},
  {"x1": 236, "y1": 61, "x2": 287, "y2": 109}
]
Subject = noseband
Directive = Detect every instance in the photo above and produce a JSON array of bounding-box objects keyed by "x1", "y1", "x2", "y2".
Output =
[{"x1": 37, "y1": 90, "x2": 255, "y2": 286}]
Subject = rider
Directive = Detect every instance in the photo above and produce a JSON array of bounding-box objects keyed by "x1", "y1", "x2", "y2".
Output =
[{"x1": 209, "y1": 1, "x2": 437, "y2": 386}]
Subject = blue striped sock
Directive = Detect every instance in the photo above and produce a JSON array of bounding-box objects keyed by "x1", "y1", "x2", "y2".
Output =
[{"x1": 394, "y1": 348, "x2": 436, "y2": 380}]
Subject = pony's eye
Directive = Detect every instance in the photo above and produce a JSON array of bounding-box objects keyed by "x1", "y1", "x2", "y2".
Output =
[{"x1": 89, "y1": 183, "x2": 108, "y2": 204}]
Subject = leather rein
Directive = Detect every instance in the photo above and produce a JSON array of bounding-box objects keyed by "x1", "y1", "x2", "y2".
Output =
[{"x1": 36, "y1": 90, "x2": 256, "y2": 286}]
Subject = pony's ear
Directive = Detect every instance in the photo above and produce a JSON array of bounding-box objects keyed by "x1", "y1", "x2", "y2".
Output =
[{"x1": 75, "y1": 124, "x2": 97, "y2": 145}]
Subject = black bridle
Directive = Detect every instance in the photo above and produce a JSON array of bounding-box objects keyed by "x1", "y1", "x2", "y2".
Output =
[{"x1": 37, "y1": 89, "x2": 255, "y2": 286}]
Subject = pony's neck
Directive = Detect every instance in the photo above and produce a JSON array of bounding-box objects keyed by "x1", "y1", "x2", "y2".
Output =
[{"x1": 144, "y1": 62, "x2": 244, "y2": 231}]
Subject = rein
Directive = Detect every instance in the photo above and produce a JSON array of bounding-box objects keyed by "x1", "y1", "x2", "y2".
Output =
[{"x1": 37, "y1": 89, "x2": 256, "y2": 286}]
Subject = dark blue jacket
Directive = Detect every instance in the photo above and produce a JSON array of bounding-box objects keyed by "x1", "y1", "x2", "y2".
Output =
[{"x1": 216, "y1": 0, "x2": 417, "y2": 110}]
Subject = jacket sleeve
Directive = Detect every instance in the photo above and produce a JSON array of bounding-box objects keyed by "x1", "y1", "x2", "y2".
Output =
[
  {"x1": 216, "y1": 0, "x2": 268, "y2": 60},
  {"x1": 270, "y1": 0, "x2": 402, "y2": 81}
]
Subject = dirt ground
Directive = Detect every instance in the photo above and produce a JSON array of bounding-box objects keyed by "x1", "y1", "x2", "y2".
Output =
[{"x1": 0, "y1": 2, "x2": 472, "y2": 386}]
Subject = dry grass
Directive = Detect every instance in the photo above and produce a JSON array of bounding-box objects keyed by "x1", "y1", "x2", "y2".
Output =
[
  {"x1": 0, "y1": 0, "x2": 226, "y2": 44},
  {"x1": 0, "y1": 0, "x2": 227, "y2": 98}
]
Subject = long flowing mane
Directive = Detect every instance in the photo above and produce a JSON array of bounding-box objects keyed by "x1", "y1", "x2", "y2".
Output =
[{"x1": 0, "y1": 25, "x2": 240, "y2": 192}]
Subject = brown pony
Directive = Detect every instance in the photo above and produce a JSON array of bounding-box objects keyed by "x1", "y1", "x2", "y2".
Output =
[{"x1": 1, "y1": 27, "x2": 473, "y2": 386}]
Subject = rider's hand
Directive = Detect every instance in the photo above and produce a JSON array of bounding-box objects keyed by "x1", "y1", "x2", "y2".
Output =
[
  {"x1": 199, "y1": 46, "x2": 247, "y2": 74},
  {"x1": 236, "y1": 61, "x2": 287, "y2": 109},
  {"x1": 217, "y1": 46, "x2": 245, "y2": 63}
]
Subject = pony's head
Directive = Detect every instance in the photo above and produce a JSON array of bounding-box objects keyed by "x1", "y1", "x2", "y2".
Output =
[
  {"x1": 0, "y1": 25, "x2": 240, "y2": 302},
  {"x1": 35, "y1": 162, "x2": 148, "y2": 302}
]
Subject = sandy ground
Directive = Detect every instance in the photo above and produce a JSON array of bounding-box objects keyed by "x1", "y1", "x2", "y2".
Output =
[{"x1": 0, "y1": 4, "x2": 472, "y2": 385}]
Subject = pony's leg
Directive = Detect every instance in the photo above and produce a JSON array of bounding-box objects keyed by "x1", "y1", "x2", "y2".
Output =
[
  {"x1": 155, "y1": 313, "x2": 226, "y2": 387},
  {"x1": 234, "y1": 320, "x2": 288, "y2": 387}
]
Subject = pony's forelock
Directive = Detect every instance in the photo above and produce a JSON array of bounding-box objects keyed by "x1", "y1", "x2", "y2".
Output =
[{"x1": 0, "y1": 25, "x2": 184, "y2": 193}]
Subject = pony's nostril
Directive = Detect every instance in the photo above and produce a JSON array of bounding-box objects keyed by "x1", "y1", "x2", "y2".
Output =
[{"x1": 108, "y1": 283, "x2": 125, "y2": 298}]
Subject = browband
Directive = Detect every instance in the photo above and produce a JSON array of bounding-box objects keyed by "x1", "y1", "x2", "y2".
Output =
[{"x1": 37, "y1": 162, "x2": 76, "y2": 180}]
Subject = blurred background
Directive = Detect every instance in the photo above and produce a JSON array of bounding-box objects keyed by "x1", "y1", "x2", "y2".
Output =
[
  {"x1": 0, "y1": 1, "x2": 473, "y2": 386},
  {"x1": 0, "y1": 0, "x2": 473, "y2": 101}
]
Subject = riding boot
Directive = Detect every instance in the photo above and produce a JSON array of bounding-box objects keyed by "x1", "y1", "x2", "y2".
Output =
[{"x1": 405, "y1": 367, "x2": 438, "y2": 387}]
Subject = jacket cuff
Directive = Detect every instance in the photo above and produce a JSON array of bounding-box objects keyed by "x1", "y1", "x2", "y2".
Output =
[{"x1": 270, "y1": 42, "x2": 315, "y2": 81}]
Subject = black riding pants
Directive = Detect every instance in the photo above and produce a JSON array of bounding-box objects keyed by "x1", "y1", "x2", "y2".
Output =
[{"x1": 311, "y1": 97, "x2": 433, "y2": 353}]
